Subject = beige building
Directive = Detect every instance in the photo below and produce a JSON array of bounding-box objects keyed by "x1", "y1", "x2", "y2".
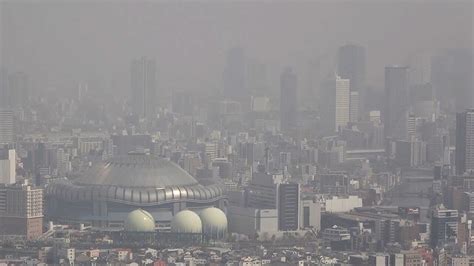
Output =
[{"x1": 0, "y1": 182, "x2": 44, "y2": 239}]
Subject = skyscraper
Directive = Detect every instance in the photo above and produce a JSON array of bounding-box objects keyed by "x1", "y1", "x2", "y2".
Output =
[
  {"x1": 456, "y1": 109, "x2": 474, "y2": 175},
  {"x1": 337, "y1": 44, "x2": 366, "y2": 116},
  {"x1": 335, "y1": 75, "x2": 350, "y2": 131},
  {"x1": 0, "y1": 68, "x2": 8, "y2": 108},
  {"x1": 431, "y1": 49, "x2": 473, "y2": 112},
  {"x1": 278, "y1": 183, "x2": 300, "y2": 231},
  {"x1": 280, "y1": 67, "x2": 298, "y2": 134},
  {"x1": 384, "y1": 66, "x2": 410, "y2": 140},
  {"x1": 223, "y1": 47, "x2": 246, "y2": 102},
  {"x1": 0, "y1": 109, "x2": 14, "y2": 145},
  {"x1": 320, "y1": 75, "x2": 350, "y2": 133},
  {"x1": 8, "y1": 72, "x2": 29, "y2": 109},
  {"x1": 349, "y1": 91, "x2": 359, "y2": 123},
  {"x1": 130, "y1": 57, "x2": 157, "y2": 120}
]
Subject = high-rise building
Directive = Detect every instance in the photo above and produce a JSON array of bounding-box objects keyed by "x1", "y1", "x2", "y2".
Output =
[
  {"x1": 223, "y1": 47, "x2": 246, "y2": 102},
  {"x1": 130, "y1": 56, "x2": 157, "y2": 120},
  {"x1": 0, "y1": 149, "x2": 15, "y2": 184},
  {"x1": 8, "y1": 72, "x2": 29, "y2": 109},
  {"x1": 278, "y1": 183, "x2": 300, "y2": 231},
  {"x1": 280, "y1": 67, "x2": 298, "y2": 134},
  {"x1": 0, "y1": 109, "x2": 14, "y2": 145},
  {"x1": 350, "y1": 91, "x2": 359, "y2": 123},
  {"x1": 430, "y1": 206, "x2": 458, "y2": 248},
  {"x1": 320, "y1": 75, "x2": 350, "y2": 133},
  {"x1": 335, "y1": 75, "x2": 350, "y2": 131},
  {"x1": 0, "y1": 182, "x2": 44, "y2": 239},
  {"x1": 456, "y1": 109, "x2": 474, "y2": 175},
  {"x1": 431, "y1": 49, "x2": 473, "y2": 112},
  {"x1": 246, "y1": 60, "x2": 267, "y2": 97},
  {"x1": 337, "y1": 44, "x2": 366, "y2": 116},
  {"x1": 406, "y1": 113, "x2": 417, "y2": 140},
  {"x1": 384, "y1": 66, "x2": 410, "y2": 140},
  {"x1": 0, "y1": 68, "x2": 8, "y2": 108}
]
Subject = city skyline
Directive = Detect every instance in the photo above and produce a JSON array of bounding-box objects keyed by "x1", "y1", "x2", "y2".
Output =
[
  {"x1": 0, "y1": 1, "x2": 472, "y2": 97},
  {"x1": 0, "y1": 1, "x2": 473, "y2": 265}
]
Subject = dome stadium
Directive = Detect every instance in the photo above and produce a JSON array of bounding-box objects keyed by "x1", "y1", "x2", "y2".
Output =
[{"x1": 45, "y1": 154, "x2": 227, "y2": 227}]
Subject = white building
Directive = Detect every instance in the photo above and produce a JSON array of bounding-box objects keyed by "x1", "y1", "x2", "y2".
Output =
[
  {"x1": 227, "y1": 206, "x2": 278, "y2": 237},
  {"x1": 322, "y1": 195, "x2": 363, "y2": 213},
  {"x1": 0, "y1": 149, "x2": 15, "y2": 184},
  {"x1": 299, "y1": 199, "x2": 321, "y2": 232},
  {"x1": 251, "y1": 96, "x2": 270, "y2": 112},
  {"x1": 0, "y1": 109, "x2": 14, "y2": 145}
]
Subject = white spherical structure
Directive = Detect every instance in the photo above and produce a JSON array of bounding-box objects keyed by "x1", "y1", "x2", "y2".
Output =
[
  {"x1": 199, "y1": 207, "x2": 228, "y2": 239},
  {"x1": 124, "y1": 209, "x2": 155, "y2": 232},
  {"x1": 171, "y1": 210, "x2": 202, "y2": 234}
]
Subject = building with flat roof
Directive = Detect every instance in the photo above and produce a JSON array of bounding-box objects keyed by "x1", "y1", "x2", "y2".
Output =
[
  {"x1": 0, "y1": 149, "x2": 15, "y2": 184},
  {"x1": 0, "y1": 182, "x2": 43, "y2": 239},
  {"x1": 456, "y1": 109, "x2": 474, "y2": 175}
]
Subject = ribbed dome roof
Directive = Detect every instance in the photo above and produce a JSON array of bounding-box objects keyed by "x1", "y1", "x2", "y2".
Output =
[
  {"x1": 76, "y1": 154, "x2": 198, "y2": 187},
  {"x1": 171, "y1": 210, "x2": 202, "y2": 234},
  {"x1": 124, "y1": 209, "x2": 155, "y2": 232},
  {"x1": 200, "y1": 207, "x2": 228, "y2": 230},
  {"x1": 199, "y1": 207, "x2": 228, "y2": 238}
]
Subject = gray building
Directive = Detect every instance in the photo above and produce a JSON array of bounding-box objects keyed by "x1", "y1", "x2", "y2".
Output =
[
  {"x1": 456, "y1": 109, "x2": 474, "y2": 175},
  {"x1": 280, "y1": 67, "x2": 298, "y2": 134},
  {"x1": 384, "y1": 66, "x2": 410, "y2": 140},
  {"x1": 130, "y1": 56, "x2": 157, "y2": 121},
  {"x1": 430, "y1": 207, "x2": 458, "y2": 248},
  {"x1": 337, "y1": 44, "x2": 366, "y2": 117},
  {"x1": 223, "y1": 47, "x2": 247, "y2": 102},
  {"x1": 278, "y1": 183, "x2": 300, "y2": 231}
]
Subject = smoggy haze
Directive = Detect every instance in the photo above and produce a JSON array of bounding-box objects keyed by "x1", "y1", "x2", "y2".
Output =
[{"x1": 0, "y1": 1, "x2": 472, "y2": 96}]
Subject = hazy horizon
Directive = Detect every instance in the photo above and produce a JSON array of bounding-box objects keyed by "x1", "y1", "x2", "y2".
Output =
[{"x1": 1, "y1": 1, "x2": 473, "y2": 97}]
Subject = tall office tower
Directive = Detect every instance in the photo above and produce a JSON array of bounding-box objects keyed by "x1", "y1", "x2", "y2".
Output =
[
  {"x1": 349, "y1": 91, "x2": 359, "y2": 123},
  {"x1": 0, "y1": 109, "x2": 14, "y2": 145},
  {"x1": 384, "y1": 66, "x2": 410, "y2": 140},
  {"x1": 304, "y1": 58, "x2": 323, "y2": 110},
  {"x1": 0, "y1": 149, "x2": 15, "y2": 184},
  {"x1": 430, "y1": 206, "x2": 458, "y2": 248},
  {"x1": 247, "y1": 60, "x2": 267, "y2": 97},
  {"x1": 337, "y1": 44, "x2": 366, "y2": 116},
  {"x1": 223, "y1": 47, "x2": 246, "y2": 101},
  {"x1": 0, "y1": 68, "x2": 8, "y2": 108},
  {"x1": 335, "y1": 75, "x2": 350, "y2": 131},
  {"x1": 0, "y1": 182, "x2": 44, "y2": 239},
  {"x1": 8, "y1": 72, "x2": 29, "y2": 109},
  {"x1": 431, "y1": 49, "x2": 473, "y2": 111},
  {"x1": 320, "y1": 75, "x2": 350, "y2": 133},
  {"x1": 407, "y1": 113, "x2": 417, "y2": 140},
  {"x1": 130, "y1": 56, "x2": 157, "y2": 120},
  {"x1": 455, "y1": 109, "x2": 474, "y2": 175},
  {"x1": 77, "y1": 82, "x2": 89, "y2": 102},
  {"x1": 278, "y1": 183, "x2": 300, "y2": 231},
  {"x1": 280, "y1": 67, "x2": 298, "y2": 134}
]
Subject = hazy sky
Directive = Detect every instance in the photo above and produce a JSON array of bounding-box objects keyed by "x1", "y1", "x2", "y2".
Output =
[{"x1": 1, "y1": 1, "x2": 472, "y2": 96}]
